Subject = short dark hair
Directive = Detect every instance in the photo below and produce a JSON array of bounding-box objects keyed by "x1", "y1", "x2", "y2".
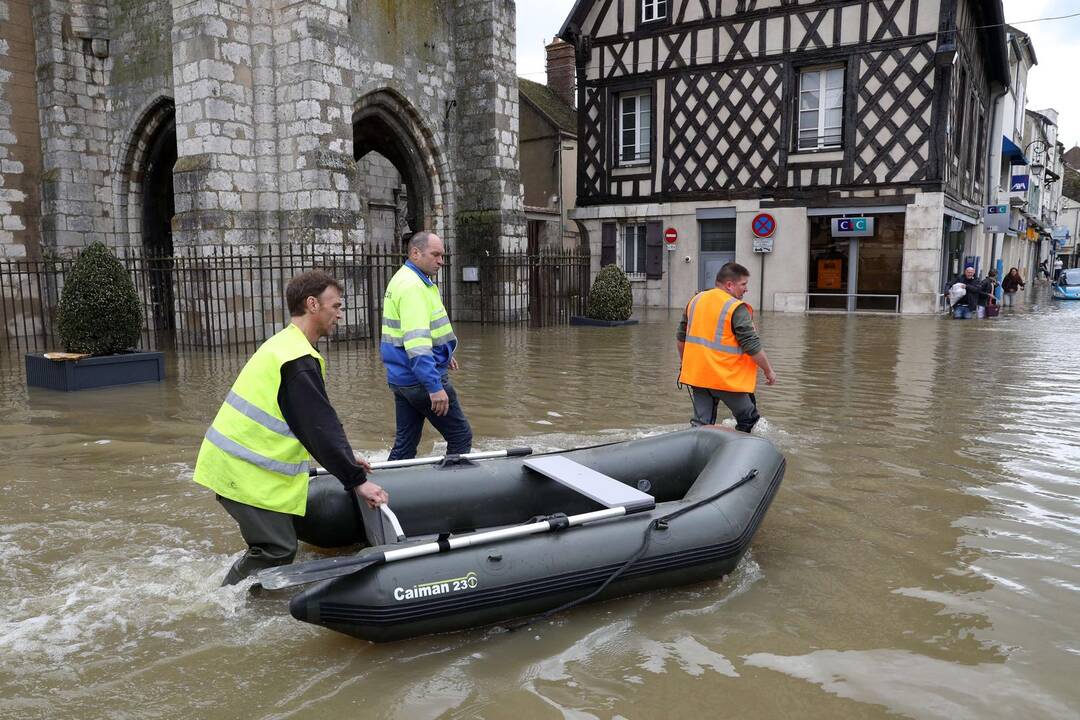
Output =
[
  {"x1": 286, "y1": 270, "x2": 343, "y2": 316},
  {"x1": 716, "y1": 262, "x2": 750, "y2": 285},
  {"x1": 408, "y1": 231, "x2": 436, "y2": 254}
]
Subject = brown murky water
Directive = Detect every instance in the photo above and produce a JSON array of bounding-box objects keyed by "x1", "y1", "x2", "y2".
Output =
[{"x1": 2, "y1": 289, "x2": 1079, "y2": 719}]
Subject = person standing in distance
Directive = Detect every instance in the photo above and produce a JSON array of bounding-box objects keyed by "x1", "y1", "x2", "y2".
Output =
[
  {"x1": 381, "y1": 231, "x2": 472, "y2": 460},
  {"x1": 677, "y1": 262, "x2": 777, "y2": 432},
  {"x1": 194, "y1": 270, "x2": 388, "y2": 585}
]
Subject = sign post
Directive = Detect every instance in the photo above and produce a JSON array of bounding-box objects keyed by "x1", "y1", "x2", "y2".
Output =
[
  {"x1": 664, "y1": 227, "x2": 677, "y2": 308},
  {"x1": 751, "y1": 213, "x2": 776, "y2": 310}
]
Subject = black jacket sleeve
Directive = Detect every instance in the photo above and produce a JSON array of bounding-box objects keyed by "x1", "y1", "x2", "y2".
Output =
[{"x1": 278, "y1": 356, "x2": 367, "y2": 490}]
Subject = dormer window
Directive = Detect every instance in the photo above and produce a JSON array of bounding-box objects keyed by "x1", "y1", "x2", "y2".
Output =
[{"x1": 641, "y1": 0, "x2": 667, "y2": 23}]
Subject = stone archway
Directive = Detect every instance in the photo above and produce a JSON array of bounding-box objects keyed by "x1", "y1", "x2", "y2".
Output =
[
  {"x1": 116, "y1": 97, "x2": 177, "y2": 332},
  {"x1": 353, "y1": 89, "x2": 448, "y2": 249}
]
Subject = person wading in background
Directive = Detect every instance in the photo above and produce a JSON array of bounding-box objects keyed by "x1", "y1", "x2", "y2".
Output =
[
  {"x1": 381, "y1": 231, "x2": 473, "y2": 460},
  {"x1": 1001, "y1": 267, "x2": 1025, "y2": 308},
  {"x1": 193, "y1": 270, "x2": 388, "y2": 585},
  {"x1": 677, "y1": 262, "x2": 777, "y2": 432}
]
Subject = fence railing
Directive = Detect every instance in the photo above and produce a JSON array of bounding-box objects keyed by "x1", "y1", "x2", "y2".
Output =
[
  {"x1": 453, "y1": 248, "x2": 590, "y2": 326},
  {"x1": 0, "y1": 244, "x2": 591, "y2": 353}
]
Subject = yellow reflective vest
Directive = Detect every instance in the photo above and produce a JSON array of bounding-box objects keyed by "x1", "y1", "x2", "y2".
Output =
[
  {"x1": 193, "y1": 324, "x2": 325, "y2": 516},
  {"x1": 678, "y1": 288, "x2": 758, "y2": 393},
  {"x1": 380, "y1": 263, "x2": 456, "y2": 389}
]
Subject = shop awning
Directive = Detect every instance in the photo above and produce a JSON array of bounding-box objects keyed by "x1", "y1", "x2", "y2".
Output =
[{"x1": 1002, "y1": 136, "x2": 1029, "y2": 164}]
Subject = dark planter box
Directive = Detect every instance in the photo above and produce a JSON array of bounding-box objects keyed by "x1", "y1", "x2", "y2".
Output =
[
  {"x1": 26, "y1": 351, "x2": 165, "y2": 391},
  {"x1": 570, "y1": 316, "x2": 639, "y2": 327}
]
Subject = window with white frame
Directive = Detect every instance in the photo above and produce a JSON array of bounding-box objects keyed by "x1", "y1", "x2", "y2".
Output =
[
  {"x1": 619, "y1": 91, "x2": 651, "y2": 165},
  {"x1": 641, "y1": 0, "x2": 667, "y2": 23},
  {"x1": 798, "y1": 67, "x2": 844, "y2": 150},
  {"x1": 623, "y1": 223, "x2": 647, "y2": 277}
]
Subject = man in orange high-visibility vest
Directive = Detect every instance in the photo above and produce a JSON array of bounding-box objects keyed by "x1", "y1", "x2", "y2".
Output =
[{"x1": 677, "y1": 262, "x2": 777, "y2": 432}]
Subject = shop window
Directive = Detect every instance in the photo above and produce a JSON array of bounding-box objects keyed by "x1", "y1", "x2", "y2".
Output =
[
  {"x1": 797, "y1": 67, "x2": 844, "y2": 150},
  {"x1": 808, "y1": 214, "x2": 904, "y2": 312}
]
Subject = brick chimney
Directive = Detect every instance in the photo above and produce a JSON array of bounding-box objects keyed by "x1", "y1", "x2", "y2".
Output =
[{"x1": 546, "y1": 39, "x2": 576, "y2": 108}]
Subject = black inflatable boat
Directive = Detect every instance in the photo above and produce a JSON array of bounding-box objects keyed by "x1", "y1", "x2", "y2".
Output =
[{"x1": 257, "y1": 427, "x2": 785, "y2": 642}]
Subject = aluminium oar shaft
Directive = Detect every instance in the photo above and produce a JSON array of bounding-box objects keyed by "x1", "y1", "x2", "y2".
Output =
[{"x1": 310, "y1": 447, "x2": 532, "y2": 476}]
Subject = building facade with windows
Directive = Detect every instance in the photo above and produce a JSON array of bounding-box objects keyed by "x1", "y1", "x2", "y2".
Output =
[
  {"x1": 558, "y1": 0, "x2": 1010, "y2": 314},
  {"x1": 519, "y1": 41, "x2": 581, "y2": 252},
  {"x1": 1019, "y1": 109, "x2": 1066, "y2": 273},
  {"x1": 982, "y1": 25, "x2": 1037, "y2": 283}
]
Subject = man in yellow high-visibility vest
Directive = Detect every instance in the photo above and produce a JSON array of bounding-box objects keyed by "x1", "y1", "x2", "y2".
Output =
[
  {"x1": 194, "y1": 270, "x2": 388, "y2": 585},
  {"x1": 381, "y1": 231, "x2": 472, "y2": 460},
  {"x1": 677, "y1": 262, "x2": 777, "y2": 432}
]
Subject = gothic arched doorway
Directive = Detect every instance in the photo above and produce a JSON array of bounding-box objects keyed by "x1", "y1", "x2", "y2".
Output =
[
  {"x1": 140, "y1": 112, "x2": 177, "y2": 333},
  {"x1": 353, "y1": 90, "x2": 445, "y2": 251}
]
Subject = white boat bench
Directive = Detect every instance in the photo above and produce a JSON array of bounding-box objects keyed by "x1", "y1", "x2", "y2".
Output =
[{"x1": 524, "y1": 455, "x2": 655, "y2": 513}]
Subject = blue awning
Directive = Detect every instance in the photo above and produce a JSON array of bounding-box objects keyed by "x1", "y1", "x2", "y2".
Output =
[{"x1": 1002, "y1": 136, "x2": 1029, "y2": 164}]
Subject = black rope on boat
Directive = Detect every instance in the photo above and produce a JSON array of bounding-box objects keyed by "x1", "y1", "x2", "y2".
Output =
[{"x1": 509, "y1": 468, "x2": 759, "y2": 631}]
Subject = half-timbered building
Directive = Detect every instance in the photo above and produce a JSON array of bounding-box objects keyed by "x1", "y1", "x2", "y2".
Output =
[{"x1": 558, "y1": 0, "x2": 1009, "y2": 314}]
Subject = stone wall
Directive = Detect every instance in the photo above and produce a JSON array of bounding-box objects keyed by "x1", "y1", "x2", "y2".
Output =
[
  {"x1": 451, "y1": 0, "x2": 524, "y2": 255},
  {"x1": 109, "y1": 0, "x2": 173, "y2": 247},
  {"x1": 358, "y1": 151, "x2": 406, "y2": 247},
  {"x1": 33, "y1": 0, "x2": 114, "y2": 249},
  {"x1": 0, "y1": 0, "x2": 43, "y2": 258},
  {"x1": 0, "y1": 0, "x2": 526, "y2": 343}
]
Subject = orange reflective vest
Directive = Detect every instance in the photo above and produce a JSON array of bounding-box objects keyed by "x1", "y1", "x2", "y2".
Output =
[{"x1": 678, "y1": 288, "x2": 758, "y2": 393}]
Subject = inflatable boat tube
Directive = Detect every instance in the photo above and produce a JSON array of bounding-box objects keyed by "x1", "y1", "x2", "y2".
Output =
[{"x1": 288, "y1": 427, "x2": 785, "y2": 642}]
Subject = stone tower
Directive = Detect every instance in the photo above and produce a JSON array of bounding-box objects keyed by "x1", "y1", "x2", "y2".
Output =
[{"x1": 0, "y1": 0, "x2": 524, "y2": 259}]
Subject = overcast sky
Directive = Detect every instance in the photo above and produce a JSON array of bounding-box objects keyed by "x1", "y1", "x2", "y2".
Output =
[{"x1": 515, "y1": 0, "x2": 1080, "y2": 149}]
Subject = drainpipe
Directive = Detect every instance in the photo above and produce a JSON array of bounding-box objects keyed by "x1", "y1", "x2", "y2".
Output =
[
  {"x1": 986, "y1": 84, "x2": 1007, "y2": 287},
  {"x1": 556, "y1": 138, "x2": 563, "y2": 246}
]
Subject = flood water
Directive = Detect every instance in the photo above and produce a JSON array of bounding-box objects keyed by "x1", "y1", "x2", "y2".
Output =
[{"x1": 2, "y1": 289, "x2": 1079, "y2": 719}]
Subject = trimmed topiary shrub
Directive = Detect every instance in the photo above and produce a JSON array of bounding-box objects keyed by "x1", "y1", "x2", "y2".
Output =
[
  {"x1": 56, "y1": 242, "x2": 142, "y2": 354},
  {"x1": 586, "y1": 264, "x2": 633, "y2": 321}
]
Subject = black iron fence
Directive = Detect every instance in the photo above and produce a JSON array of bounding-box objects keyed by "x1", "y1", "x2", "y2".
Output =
[
  {"x1": 453, "y1": 248, "x2": 591, "y2": 326},
  {"x1": 0, "y1": 244, "x2": 590, "y2": 353}
]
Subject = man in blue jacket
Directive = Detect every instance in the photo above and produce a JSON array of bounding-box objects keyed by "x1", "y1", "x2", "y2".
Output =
[{"x1": 380, "y1": 231, "x2": 473, "y2": 460}]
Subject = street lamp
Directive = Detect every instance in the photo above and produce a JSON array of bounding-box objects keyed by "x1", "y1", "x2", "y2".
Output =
[{"x1": 1025, "y1": 139, "x2": 1047, "y2": 176}]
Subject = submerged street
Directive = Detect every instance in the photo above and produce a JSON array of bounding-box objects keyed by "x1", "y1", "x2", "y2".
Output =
[{"x1": 2, "y1": 291, "x2": 1079, "y2": 719}]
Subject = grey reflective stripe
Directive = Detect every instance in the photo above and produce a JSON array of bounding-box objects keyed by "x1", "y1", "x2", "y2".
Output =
[
  {"x1": 205, "y1": 426, "x2": 308, "y2": 476},
  {"x1": 430, "y1": 315, "x2": 451, "y2": 330},
  {"x1": 383, "y1": 318, "x2": 401, "y2": 329},
  {"x1": 432, "y1": 333, "x2": 457, "y2": 346},
  {"x1": 405, "y1": 345, "x2": 434, "y2": 358},
  {"x1": 403, "y1": 328, "x2": 432, "y2": 342},
  {"x1": 684, "y1": 335, "x2": 742, "y2": 354},
  {"x1": 685, "y1": 293, "x2": 704, "y2": 331},
  {"x1": 381, "y1": 335, "x2": 404, "y2": 346},
  {"x1": 685, "y1": 297, "x2": 742, "y2": 354},
  {"x1": 225, "y1": 391, "x2": 295, "y2": 438}
]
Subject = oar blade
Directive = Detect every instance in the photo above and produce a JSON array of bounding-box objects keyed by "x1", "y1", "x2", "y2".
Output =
[{"x1": 255, "y1": 550, "x2": 384, "y2": 590}]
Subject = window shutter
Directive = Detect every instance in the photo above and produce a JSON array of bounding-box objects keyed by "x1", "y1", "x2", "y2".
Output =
[
  {"x1": 601, "y1": 222, "x2": 617, "y2": 266},
  {"x1": 645, "y1": 221, "x2": 663, "y2": 279}
]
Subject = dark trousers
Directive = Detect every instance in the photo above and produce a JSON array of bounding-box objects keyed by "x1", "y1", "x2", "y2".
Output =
[
  {"x1": 387, "y1": 377, "x2": 472, "y2": 460},
  {"x1": 690, "y1": 386, "x2": 760, "y2": 433},
  {"x1": 217, "y1": 494, "x2": 297, "y2": 585}
]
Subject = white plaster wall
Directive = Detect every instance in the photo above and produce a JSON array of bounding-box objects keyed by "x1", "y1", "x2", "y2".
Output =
[
  {"x1": 733, "y1": 206, "x2": 808, "y2": 312},
  {"x1": 901, "y1": 192, "x2": 946, "y2": 314}
]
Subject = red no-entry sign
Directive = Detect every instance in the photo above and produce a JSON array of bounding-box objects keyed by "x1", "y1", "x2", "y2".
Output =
[{"x1": 664, "y1": 227, "x2": 678, "y2": 244}]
